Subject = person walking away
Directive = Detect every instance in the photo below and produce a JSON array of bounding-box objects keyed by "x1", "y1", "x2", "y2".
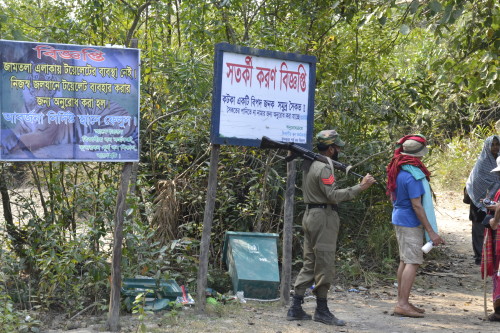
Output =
[
  {"x1": 481, "y1": 156, "x2": 500, "y2": 322},
  {"x1": 465, "y1": 136, "x2": 500, "y2": 265},
  {"x1": 286, "y1": 130, "x2": 376, "y2": 326},
  {"x1": 386, "y1": 134, "x2": 445, "y2": 318}
]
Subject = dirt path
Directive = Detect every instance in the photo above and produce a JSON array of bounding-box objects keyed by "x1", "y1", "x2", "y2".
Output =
[{"x1": 47, "y1": 191, "x2": 500, "y2": 332}]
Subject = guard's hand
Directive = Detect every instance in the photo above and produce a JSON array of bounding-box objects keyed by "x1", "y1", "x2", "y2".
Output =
[{"x1": 359, "y1": 173, "x2": 376, "y2": 191}]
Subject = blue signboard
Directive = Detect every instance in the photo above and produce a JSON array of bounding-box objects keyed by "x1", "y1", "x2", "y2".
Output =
[
  {"x1": 0, "y1": 40, "x2": 140, "y2": 161},
  {"x1": 211, "y1": 43, "x2": 316, "y2": 149}
]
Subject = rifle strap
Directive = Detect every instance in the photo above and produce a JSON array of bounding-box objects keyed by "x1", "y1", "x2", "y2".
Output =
[{"x1": 326, "y1": 157, "x2": 335, "y2": 175}]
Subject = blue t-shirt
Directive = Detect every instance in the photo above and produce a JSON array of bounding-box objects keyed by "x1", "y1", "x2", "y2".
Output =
[{"x1": 392, "y1": 170, "x2": 425, "y2": 227}]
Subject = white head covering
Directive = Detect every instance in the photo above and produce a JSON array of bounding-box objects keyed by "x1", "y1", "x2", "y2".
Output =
[
  {"x1": 491, "y1": 156, "x2": 500, "y2": 173},
  {"x1": 466, "y1": 135, "x2": 500, "y2": 211}
]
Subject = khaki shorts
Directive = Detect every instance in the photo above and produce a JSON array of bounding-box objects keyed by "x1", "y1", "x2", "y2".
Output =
[{"x1": 394, "y1": 225, "x2": 424, "y2": 264}]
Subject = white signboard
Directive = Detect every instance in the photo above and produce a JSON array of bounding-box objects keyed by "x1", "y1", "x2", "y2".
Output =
[{"x1": 211, "y1": 43, "x2": 316, "y2": 148}]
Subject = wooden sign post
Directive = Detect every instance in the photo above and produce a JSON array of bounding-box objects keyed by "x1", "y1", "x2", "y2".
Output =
[{"x1": 196, "y1": 43, "x2": 315, "y2": 312}]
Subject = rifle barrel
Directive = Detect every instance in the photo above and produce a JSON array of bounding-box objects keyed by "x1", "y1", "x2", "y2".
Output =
[{"x1": 260, "y1": 136, "x2": 364, "y2": 179}]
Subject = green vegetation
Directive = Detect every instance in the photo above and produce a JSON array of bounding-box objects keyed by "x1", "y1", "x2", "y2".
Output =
[
  {"x1": 0, "y1": 0, "x2": 498, "y2": 330},
  {"x1": 430, "y1": 126, "x2": 495, "y2": 192}
]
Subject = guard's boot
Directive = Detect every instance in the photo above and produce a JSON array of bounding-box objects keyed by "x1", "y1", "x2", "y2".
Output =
[
  {"x1": 286, "y1": 295, "x2": 312, "y2": 321},
  {"x1": 313, "y1": 297, "x2": 346, "y2": 326}
]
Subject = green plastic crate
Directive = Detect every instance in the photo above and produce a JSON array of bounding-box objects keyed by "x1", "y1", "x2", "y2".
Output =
[
  {"x1": 121, "y1": 278, "x2": 183, "y2": 311},
  {"x1": 222, "y1": 231, "x2": 280, "y2": 299}
]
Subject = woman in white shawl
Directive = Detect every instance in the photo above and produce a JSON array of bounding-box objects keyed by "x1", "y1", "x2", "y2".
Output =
[{"x1": 465, "y1": 135, "x2": 500, "y2": 265}]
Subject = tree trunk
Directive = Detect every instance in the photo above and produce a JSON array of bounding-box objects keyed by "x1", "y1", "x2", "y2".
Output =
[
  {"x1": 196, "y1": 144, "x2": 220, "y2": 313},
  {"x1": 106, "y1": 162, "x2": 133, "y2": 331},
  {"x1": 0, "y1": 167, "x2": 25, "y2": 257}
]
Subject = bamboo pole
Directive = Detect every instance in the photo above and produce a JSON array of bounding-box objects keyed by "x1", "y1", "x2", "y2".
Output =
[{"x1": 483, "y1": 229, "x2": 489, "y2": 320}]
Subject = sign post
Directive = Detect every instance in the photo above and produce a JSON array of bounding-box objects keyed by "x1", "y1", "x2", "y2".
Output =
[
  {"x1": 196, "y1": 43, "x2": 316, "y2": 312},
  {"x1": 0, "y1": 39, "x2": 141, "y2": 331}
]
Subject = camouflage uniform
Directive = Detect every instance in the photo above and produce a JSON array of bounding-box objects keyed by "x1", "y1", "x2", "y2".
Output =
[{"x1": 293, "y1": 130, "x2": 363, "y2": 298}]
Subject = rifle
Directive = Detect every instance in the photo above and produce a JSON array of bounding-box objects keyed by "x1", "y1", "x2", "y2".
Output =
[{"x1": 260, "y1": 136, "x2": 364, "y2": 179}]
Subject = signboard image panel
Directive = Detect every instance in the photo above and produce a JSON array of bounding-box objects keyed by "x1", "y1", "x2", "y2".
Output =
[
  {"x1": 211, "y1": 43, "x2": 316, "y2": 148},
  {"x1": 0, "y1": 40, "x2": 140, "y2": 162}
]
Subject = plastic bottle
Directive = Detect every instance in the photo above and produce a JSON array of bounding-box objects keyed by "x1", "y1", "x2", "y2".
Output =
[{"x1": 422, "y1": 241, "x2": 433, "y2": 253}]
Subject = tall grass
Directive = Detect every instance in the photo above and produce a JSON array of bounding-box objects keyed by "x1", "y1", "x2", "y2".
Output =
[{"x1": 430, "y1": 127, "x2": 495, "y2": 192}]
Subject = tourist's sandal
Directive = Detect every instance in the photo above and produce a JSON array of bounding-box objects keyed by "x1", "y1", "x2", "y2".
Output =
[{"x1": 410, "y1": 303, "x2": 425, "y2": 313}]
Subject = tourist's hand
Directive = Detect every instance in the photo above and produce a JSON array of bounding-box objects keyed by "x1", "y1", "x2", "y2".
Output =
[
  {"x1": 489, "y1": 218, "x2": 499, "y2": 230},
  {"x1": 430, "y1": 232, "x2": 445, "y2": 246},
  {"x1": 481, "y1": 198, "x2": 497, "y2": 209},
  {"x1": 485, "y1": 202, "x2": 498, "y2": 210}
]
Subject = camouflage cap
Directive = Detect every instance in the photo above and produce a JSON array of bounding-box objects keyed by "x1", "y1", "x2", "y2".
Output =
[{"x1": 316, "y1": 130, "x2": 345, "y2": 147}]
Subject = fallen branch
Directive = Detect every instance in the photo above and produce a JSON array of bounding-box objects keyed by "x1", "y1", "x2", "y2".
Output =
[
  {"x1": 419, "y1": 271, "x2": 466, "y2": 278},
  {"x1": 69, "y1": 302, "x2": 99, "y2": 321}
]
